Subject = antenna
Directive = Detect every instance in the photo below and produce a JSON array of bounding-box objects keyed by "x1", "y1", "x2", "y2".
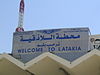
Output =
[{"x1": 16, "y1": 0, "x2": 25, "y2": 32}]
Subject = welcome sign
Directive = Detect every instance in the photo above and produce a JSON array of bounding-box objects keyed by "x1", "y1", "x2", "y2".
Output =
[{"x1": 12, "y1": 28, "x2": 89, "y2": 62}]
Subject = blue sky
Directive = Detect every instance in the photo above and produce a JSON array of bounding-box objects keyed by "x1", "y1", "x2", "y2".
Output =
[{"x1": 0, "y1": 0, "x2": 100, "y2": 53}]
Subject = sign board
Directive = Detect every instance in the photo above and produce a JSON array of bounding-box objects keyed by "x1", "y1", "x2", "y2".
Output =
[
  {"x1": 90, "y1": 35, "x2": 100, "y2": 50},
  {"x1": 12, "y1": 28, "x2": 89, "y2": 62}
]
